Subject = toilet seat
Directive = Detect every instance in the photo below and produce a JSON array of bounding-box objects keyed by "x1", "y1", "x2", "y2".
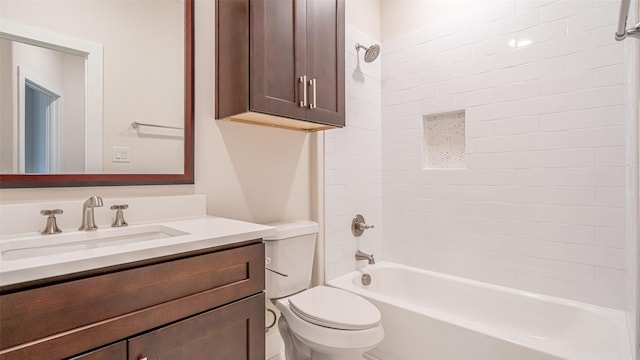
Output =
[{"x1": 288, "y1": 286, "x2": 381, "y2": 330}]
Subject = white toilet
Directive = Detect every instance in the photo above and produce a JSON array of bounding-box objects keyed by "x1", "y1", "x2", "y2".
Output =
[{"x1": 264, "y1": 220, "x2": 384, "y2": 360}]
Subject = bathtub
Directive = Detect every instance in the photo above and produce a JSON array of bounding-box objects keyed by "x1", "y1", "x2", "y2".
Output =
[{"x1": 328, "y1": 262, "x2": 632, "y2": 360}]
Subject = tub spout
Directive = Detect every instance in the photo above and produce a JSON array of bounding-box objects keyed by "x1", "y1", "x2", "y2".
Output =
[{"x1": 355, "y1": 250, "x2": 375, "y2": 264}]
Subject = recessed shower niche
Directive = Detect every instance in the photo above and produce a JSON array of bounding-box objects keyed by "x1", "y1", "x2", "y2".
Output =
[{"x1": 422, "y1": 110, "x2": 466, "y2": 169}]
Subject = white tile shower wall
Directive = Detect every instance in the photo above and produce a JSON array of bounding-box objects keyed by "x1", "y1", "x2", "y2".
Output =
[
  {"x1": 324, "y1": 24, "x2": 382, "y2": 281},
  {"x1": 624, "y1": 0, "x2": 639, "y2": 353},
  {"x1": 382, "y1": 0, "x2": 629, "y2": 308}
]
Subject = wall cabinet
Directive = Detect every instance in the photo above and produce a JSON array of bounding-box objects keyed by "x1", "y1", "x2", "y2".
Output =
[
  {"x1": 0, "y1": 242, "x2": 265, "y2": 360},
  {"x1": 216, "y1": 0, "x2": 345, "y2": 131}
]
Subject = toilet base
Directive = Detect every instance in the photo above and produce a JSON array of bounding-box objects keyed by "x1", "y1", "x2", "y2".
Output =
[
  {"x1": 309, "y1": 352, "x2": 365, "y2": 360},
  {"x1": 278, "y1": 316, "x2": 366, "y2": 360}
]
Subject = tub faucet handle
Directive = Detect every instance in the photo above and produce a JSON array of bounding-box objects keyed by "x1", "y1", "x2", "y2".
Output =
[
  {"x1": 40, "y1": 209, "x2": 63, "y2": 235},
  {"x1": 352, "y1": 214, "x2": 374, "y2": 236}
]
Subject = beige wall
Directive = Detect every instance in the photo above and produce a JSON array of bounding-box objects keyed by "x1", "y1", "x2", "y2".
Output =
[
  {"x1": 0, "y1": 0, "x2": 313, "y2": 225},
  {"x1": 346, "y1": 0, "x2": 381, "y2": 40},
  {"x1": 11, "y1": 41, "x2": 86, "y2": 173},
  {"x1": 0, "y1": 39, "x2": 13, "y2": 173},
  {"x1": 345, "y1": 0, "x2": 500, "y2": 48},
  {"x1": 380, "y1": 0, "x2": 498, "y2": 41}
]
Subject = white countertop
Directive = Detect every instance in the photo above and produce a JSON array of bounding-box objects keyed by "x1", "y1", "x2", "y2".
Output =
[{"x1": 0, "y1": 216, "x2": 275, "y2": 287}]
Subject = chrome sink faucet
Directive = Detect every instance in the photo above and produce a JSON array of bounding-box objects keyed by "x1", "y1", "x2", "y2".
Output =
[
  {"x1": 79, "y1": 196, "x2": 103, "y2": 231},
  {"x1": 355, "y1": 250, "x2": 375, "y2": 265}
]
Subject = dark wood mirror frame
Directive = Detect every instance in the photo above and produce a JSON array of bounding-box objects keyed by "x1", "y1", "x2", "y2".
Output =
[{"x1": 0, "y1": 0, "x2": 194, "y2": 189}]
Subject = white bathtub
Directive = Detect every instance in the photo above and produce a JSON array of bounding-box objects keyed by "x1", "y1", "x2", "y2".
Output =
[{"x1": 328, "y1": 262, "x2": 632, "y2": 360}]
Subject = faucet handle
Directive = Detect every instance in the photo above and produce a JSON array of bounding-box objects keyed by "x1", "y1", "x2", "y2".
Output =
[
  {"x1": 110, "y1": 204, "x2": 128, "y2": 227},
  {"x1": 352, "y1": 214, "x2": 374, "y2": 237},
  {"x1": 40, "y1": 209, "x2": 63, "y2": 235},
  {"x1": 41, "y1": 209, "x2": 63, "y2": 216}
]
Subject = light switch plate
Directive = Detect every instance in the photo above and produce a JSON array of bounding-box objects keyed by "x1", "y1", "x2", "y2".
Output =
[{"x1": 112, "y1": 146, "x2": 130, "y2": 163}]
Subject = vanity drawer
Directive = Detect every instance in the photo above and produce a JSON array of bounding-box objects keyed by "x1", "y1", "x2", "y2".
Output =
[
  {"x1": 128, "y1": 293, "x2": 265, "y2": 360},
  {"x1": 68, "y1": 341, "x2": 126, "y2": 360},
  {"x1": 0, "y1": 241, "x2": 264, "y2": 359}
]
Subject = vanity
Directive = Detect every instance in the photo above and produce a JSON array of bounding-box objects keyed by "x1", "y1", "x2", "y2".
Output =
[{"x1": 0, "y1": 195, "x2": 274, "y2": 360}]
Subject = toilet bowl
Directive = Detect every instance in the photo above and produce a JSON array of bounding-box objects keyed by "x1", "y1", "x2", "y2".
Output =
[
  {"x1": 264, "y1": 221, "x2": 384, "y2": 360},
  {"x1": 276, "y1": 286, "x2": 384, "y2": 360}
]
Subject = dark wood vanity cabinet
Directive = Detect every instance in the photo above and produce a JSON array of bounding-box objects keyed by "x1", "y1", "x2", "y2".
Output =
[
  {"x1": 216, "y1": 0, "x2": 345, "y2": 131},
  {"x1": 0, "y1": 241, "x2": 265, "y2": 360},
  {"x1": 128, "y1": 294, "x2": 264, "y2": 360},
  {"x1": 68, "y1": 342, "x2": 127, "y2": 360}
]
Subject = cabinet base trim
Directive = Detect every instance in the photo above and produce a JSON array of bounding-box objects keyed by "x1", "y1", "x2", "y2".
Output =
[{"x1": 224, "y1": 112, "x2": 337, "y2": 132}]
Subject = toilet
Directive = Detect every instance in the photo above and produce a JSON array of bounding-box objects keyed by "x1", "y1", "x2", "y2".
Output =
[{"x1": 264, "y1": 220, "x2": 384, "y2": 360}]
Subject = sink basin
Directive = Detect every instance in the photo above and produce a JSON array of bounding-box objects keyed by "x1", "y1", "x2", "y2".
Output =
[{"x1": 1, "y1": 225, "x2": 189, "y2": 261}]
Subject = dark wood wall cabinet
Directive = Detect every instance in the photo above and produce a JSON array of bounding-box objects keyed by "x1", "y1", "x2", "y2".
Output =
[
  {"x1": 216, "y1": 0, "x2": 345, "y2": 132},
  {"x1": 0, "y1": 241, "x2": 265, "y2": 360}
]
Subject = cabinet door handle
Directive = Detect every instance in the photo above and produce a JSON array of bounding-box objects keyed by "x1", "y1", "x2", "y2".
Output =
[
  {"x1": 299, "y1": 75, "x2": 307, "y2": 107},
  {"x1": 308, "y1": 78, "x2": 317, "y2": 110}
]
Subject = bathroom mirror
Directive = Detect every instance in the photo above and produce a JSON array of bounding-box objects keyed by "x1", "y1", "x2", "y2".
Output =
[{"x1": 0, "y1": 0, "x2": 194, "y2": 188}]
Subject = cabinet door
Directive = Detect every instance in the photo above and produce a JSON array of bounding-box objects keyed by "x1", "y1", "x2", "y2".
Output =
[
  {"x1": 68, "y1": 342, "x2": 126, "y2": 360},
  {"x1": 306, "y1": 0, "x2": 345, "y2": 127},
  {"x1": 128, "y1": 293, "x2": 265, "y2": 360},
  {"x1": 250, "y1": 0, "x2": 307, "y2": 120}
]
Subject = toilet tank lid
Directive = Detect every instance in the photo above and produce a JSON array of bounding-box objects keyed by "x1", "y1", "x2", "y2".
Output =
[{"x1": 263, "y1": 220, "x2": 319, "y2": 240}]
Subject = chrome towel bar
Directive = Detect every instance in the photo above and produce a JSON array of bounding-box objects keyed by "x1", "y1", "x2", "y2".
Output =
[{"x1": 131, "y1": 121, "x2": 183, "y2": 130}]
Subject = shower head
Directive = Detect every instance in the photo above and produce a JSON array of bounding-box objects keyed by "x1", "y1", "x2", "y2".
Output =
[{"x1": 356, "y1": 43, "x2": 380, "y2": 63}]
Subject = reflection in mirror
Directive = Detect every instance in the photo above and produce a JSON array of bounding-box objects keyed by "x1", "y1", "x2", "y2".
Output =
[
  {"x1": 0, "y1": 23, "x2": 102, "y2": 174},
  {"x1": 0, "y1": 0, "x2": 193, "y2": 187},
  {"x1": 21, "y1": 63, "x2": 76, "y2": 174}
]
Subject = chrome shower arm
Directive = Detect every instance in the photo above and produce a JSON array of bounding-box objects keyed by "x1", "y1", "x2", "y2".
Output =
[
  {"x1": 616, "y1": 0, "x2": 640, "y2": 40},
  {"x1": 355, "y1": 42, "x2": 380, "y2": 63}
]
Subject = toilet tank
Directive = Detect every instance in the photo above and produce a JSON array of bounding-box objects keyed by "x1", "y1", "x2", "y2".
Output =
[{"x1": 264, "y1": 220, "x2": 318, "y2": 299}]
